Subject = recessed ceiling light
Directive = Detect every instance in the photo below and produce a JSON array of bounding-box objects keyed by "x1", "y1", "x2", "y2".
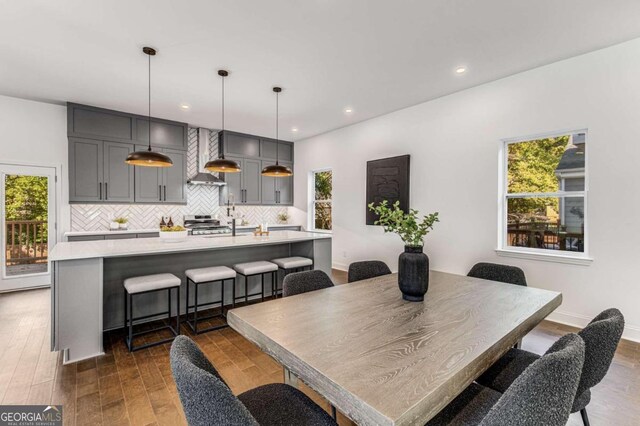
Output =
[
  {"x1": 179, "y1": 103, "x2": 191, "y2": 110},
  {"x1": 455, "y1": 66, "x2": 466, "y2": 74},
  {"x1": 344, "y1": 108, "x2": 353, "y2": 114},
  {"x1": 291, "y1": 127, "x2": 299, "y2": 132}
]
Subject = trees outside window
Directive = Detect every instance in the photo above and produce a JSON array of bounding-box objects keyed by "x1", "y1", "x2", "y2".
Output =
[{"x1": 311, "y1": 170, "x2": 332, "y2": 231}]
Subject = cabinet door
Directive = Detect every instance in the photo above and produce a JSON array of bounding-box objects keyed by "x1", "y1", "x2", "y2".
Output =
[
  {"x1": 219, "y1": 156, "x2": 243, "y2": 205},
  {"x1": 260, "y1": 161, "x2": 277, "y2": 205},
  {"x1": 134, "y1": 145, "x2": 162, "y2": 203},
  {"x1": 162, "y1": 149, "x2": 187, "y2": 203},
  {"x1": 103, "y1": 142, "x2": 134, "y2": 202},
  {"x1": 136, "y1": 118, "x2": 188, "y2": 150},
  {"x1": 69, "y1": 137, "x2": 103, "y2": 202},
  {"x1": 223, "y1": 133, "x2": 260, "y2": 158},
  {"x1": 242, "y1": 159, "x2": 262, "y2": 204},
  {"x1": 276, "y1": 161, "x2": 294, "y2": 205}
]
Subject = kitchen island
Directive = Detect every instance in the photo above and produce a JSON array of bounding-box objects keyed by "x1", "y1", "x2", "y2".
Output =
[{"x1": 49, "y1": 231, "x2": 332, "y2": 363}]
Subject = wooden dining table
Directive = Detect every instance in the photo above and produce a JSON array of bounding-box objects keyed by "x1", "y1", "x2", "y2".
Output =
[{"x1": 227, "y1": 271, "x2": 562, "y2": 426}]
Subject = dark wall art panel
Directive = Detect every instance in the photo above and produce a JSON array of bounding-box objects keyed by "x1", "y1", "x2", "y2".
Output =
[{"x1": 366, "y1": 154, "x2": 410, "y2": 225}]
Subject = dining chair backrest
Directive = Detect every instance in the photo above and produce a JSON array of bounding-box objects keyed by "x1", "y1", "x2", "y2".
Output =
[
  {"x1": 480, "y1": 333, "x2": 585, "y2": 426},
  {"x1": 347, "y1": 260, "x2": 392, "y2": 283},
  {"x1": 467, "y1": 262, "x2": 527, "y2": 286},
  {"x1": 572, "y1": 308, "x2": 624, "y2": 411},
  {"x1": 283, "y1": 270, "x2": 334, "y2": 297},
  {"x1": 170, "y1": 336, "x2": 258, "y2": 426}
]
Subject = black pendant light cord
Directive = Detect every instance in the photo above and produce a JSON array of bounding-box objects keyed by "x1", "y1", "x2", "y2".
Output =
[
  {"x1": 147, "y1": 52, "x2": 152, "y2": 152},
  {"x1": 275, "y1": 89, "x2": 279, "y2": 165}
]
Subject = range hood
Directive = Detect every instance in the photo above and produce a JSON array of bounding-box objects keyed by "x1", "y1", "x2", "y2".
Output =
[{"x1": 188, "y1": 128, "x2": 226, "y2": 186}]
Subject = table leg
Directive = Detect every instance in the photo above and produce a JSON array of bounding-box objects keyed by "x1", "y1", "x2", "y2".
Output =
[{"x1": 283, "y1": 367, "x2": 299, "y2": 388}]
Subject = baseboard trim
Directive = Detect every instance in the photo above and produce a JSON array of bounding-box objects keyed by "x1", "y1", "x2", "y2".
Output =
[
  {"x1": 547, "y1": 310, "x2": 640, "y2": 343},
  {"x1": 332, "y1": 262, "x2": 348, "y2": 271}
]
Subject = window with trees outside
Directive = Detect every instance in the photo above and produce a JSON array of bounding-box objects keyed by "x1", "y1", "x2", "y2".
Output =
[
  {"x1": 311, "y1": 170, "x2": 332, "y2": 231},
  {"x1": 500, "y1": 131, "x2": 587, "y2": 259}
]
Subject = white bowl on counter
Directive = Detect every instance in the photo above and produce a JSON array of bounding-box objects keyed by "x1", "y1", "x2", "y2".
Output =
[{"x1": 159, "y1": 230, "x2": 189, "y2": 242}]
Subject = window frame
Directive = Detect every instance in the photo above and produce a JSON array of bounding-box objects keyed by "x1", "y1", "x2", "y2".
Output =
[
  {"x1": 309, "y1": 168, "x2": 332, "y2": 233},
  {"x1": 496, "y1": 129, "x2": 592, "y2": 265}
]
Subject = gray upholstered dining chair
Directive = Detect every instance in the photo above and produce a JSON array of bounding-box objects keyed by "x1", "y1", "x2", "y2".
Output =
[
  {"x1": 347, "y1": 260, "x2": 391, "y2": 283},
  {"x1": 170, "y1": 335, "x2": 337, "y2": 426},
  {"x1": 467, "y1": 262, "x2": 527, "y2": 286},
  {"x1": 476, "y1": 308, "x2": 624, "y2": 426},
  {"x1": 427, "y1": 333, "x2": 585, "y2": 426},
  {"x1": 282, "y1": 270, "x2": 334, "y2": 297}
]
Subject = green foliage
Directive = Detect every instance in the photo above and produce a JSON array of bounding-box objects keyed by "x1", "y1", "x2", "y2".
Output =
[
  {"x1": 507, "y1": 136, "x2": 567, "y2": 218},
  {"x1": 314, "y1": 171, "x2": 332, "y2": 230},
  {"x1": 114, "y1": 217, "x2": 128, "y2": 224},
  {"x1": 368, "y1": 200, "x2": 439, "y2": 247},
  {"x1": 5, "y1": 175, "x2": 48, "y2": 221}
]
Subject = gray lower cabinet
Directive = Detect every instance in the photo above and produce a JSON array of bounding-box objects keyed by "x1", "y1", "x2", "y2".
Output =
[
  {"x1": 134, "y1": 145, "x2": 186, "y2": 204},
  {"x1": 69, "y1": 138, "x2": 134, "y2": 203},
  {"x1": 261, "y1": 160, "x2": 293, "y2": 205},
  {"x1": 67, "y1": 232, "x2": 158, "y2": 242},
  {"x1": 220, "y1": 157, "x2": 261, "y2": 205}
]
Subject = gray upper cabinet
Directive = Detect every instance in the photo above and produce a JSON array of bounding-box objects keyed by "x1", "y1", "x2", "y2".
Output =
[
  {"x1": 261, "y1": 160, "x2": 293, "y2": 205},
  {"x1": 69, "y1": 138, "x2": 103, "y2": 202},
  {"x1": 260, "y1": 139, "x2": 293, "y2": 162},
  {"x1": 162, "y1": 149, "x2": 187, "y2": 203},
  {"x1": 243, "y1": 159, "x2": 262, "y2": 204},
  {"x1": 69, "y1": 139, "x2": 134, "y2": 203},
  {"x1": 136, "y1": 118, "x2": 188, "y2": 150},
  {"x1": 68, "y1": 103, "x2": 188, "y2": 205},
  {"x1": 134, "y1": 145, "x2": 162, "y2": 203},
  {"x1": 103, "y1": 142, "x2": 134, "y2": 202},
  {"x1": 68, "y1": 106, "x2": 134, "y2": 142},
  {"x1": 222, "y1": 133, "x2": 260, "y2": 158},
  {"x1": 134, "y1": 145, "x2": 187, "y2": 204},
  {"x1": 220, "y1": 157, "x2": 260, "y2": 205},
  {"x1": 68, "y1": 103, "x2": 188, "y2": 149},
  {"x1": 219, "y1": 156, "x2": 243, "y2": 205},
  {"x1": 217, "y1": 130, "x2": 294, "y2": 206}
]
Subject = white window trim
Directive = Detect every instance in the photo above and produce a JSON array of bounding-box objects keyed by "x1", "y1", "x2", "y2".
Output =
[
  {"x1": 308, "y1": 168, "x2": 332, "y2": 233},
  {"x1": 496, "y1": 129, "x2": 592, "y2": 265}
]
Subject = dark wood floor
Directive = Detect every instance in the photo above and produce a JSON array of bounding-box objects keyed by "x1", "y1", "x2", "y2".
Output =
[{"x1": 0, "y1": 270, "x2": 637, "y2": 425}]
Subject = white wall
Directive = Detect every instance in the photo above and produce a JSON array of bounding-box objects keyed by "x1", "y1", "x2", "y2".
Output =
[
  {"x1": 293, "y1": 38, "x2": 640, "y2": 341},
  {"x1": 0, "y1": 95, "x2": 70, "y2": 236}
]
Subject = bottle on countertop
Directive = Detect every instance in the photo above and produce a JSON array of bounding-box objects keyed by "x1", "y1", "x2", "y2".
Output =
[
  {"x1": 160, "y1": 216, "x2": 167, "y2": 227},
  {"x1": 167, "y1": 216, "x2": 174, "y2": 227}
]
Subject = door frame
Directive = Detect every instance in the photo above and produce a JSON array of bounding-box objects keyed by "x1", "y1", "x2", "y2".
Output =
[{"x1": 0, "y1": 161, "x2": 62, "y2": 292}]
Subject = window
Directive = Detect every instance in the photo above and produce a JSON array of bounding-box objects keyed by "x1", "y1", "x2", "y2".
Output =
[
  {"x1": 310, "y1": 170, "x2": 332, "y2": 231},
  {"x1": 499, "y1": 131, "x2": 588, "y2": 261}
]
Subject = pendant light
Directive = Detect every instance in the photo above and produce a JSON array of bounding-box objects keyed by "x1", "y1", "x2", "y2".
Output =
[
  {"x1": 261, "y1": 87, "x2": 293, "y2": 177},
  {"x1": 125, "y1": 47, "x2": 173, "y2": 167},
  {"x1": 204, "y1": 70, "x2": 241, "y2": 173}
]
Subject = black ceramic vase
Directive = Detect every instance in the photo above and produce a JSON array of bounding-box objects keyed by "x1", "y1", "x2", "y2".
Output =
[{"x1": 398, "y1": 245, "x2": 429, "y2": 301}]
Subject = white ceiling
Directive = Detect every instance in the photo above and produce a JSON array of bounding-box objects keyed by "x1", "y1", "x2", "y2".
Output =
[{"x1": 2, "y1": 0, "x2": 640, "y2": 141}]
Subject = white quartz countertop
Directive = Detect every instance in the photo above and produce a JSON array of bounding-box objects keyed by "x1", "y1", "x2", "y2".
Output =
[
  {"x1": 63, "y1": 224, "x2": 302, "y2": 237},
  {"x1": 51, "y1": 231, "x2": 330, "y2": 261}
]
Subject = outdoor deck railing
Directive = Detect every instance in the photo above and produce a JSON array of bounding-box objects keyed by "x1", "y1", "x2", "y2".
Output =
[
  {"x1": 5, "y1": 220, "x2": 48, "y2": 265},
  {"x1": 507, "y1": 221, "x2": 583, "y2": 252}
]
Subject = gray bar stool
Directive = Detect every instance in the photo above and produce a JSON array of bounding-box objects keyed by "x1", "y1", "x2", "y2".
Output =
[
  {"x1": 123, "y1": 273, "x2": 181, "y2": 352},
  {"x1": 185, "y1": 266, "x2": 236, "y2": 334},
  {"x1": 233, "y1": 261, "x2": 278, "y2": 304},
  {"x1": 271, "y1": 257, "x2": 314, "y2": 297}
]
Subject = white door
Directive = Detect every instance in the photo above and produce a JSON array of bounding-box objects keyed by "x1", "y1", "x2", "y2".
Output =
[{"x1": 0, "y1": 164, "x2": 56, "y2": 291}]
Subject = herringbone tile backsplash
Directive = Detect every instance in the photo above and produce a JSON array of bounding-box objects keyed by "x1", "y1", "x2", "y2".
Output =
[{"x1": 70, "y1": 128, "x2": 289, "y2": 231}]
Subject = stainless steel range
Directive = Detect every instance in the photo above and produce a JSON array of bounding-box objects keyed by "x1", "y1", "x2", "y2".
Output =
[{"x1": 183, "y1": 215, "x2": 231, "y2": 236}]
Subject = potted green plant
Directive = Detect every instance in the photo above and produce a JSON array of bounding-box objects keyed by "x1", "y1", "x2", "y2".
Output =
[
  {"x1": 277, "y1": 212, "x2": 289, "y2": 224},
  {"x1": 368, "y1": 200, "x2": 439, "y2": 301},
  {"x1": 114, "y1": 217, "x2": 128, "y2": 230}
]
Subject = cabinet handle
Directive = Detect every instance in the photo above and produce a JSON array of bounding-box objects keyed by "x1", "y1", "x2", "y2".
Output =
[
  {"x1": 243, "y1": 189, "x2": 246, "y2": 203},
  {"x1": 159, "y1": 185, "x2": 162, "y2": 201},
  {"x1": 105, "y1": 183, "x2": 108, "y2": 200},
  {"x1": 99, "y1": 182, "x2": 102, "y2": 200},
  {"x1": 164, "y1": 185, "x2": 167, "y2": 201}
]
